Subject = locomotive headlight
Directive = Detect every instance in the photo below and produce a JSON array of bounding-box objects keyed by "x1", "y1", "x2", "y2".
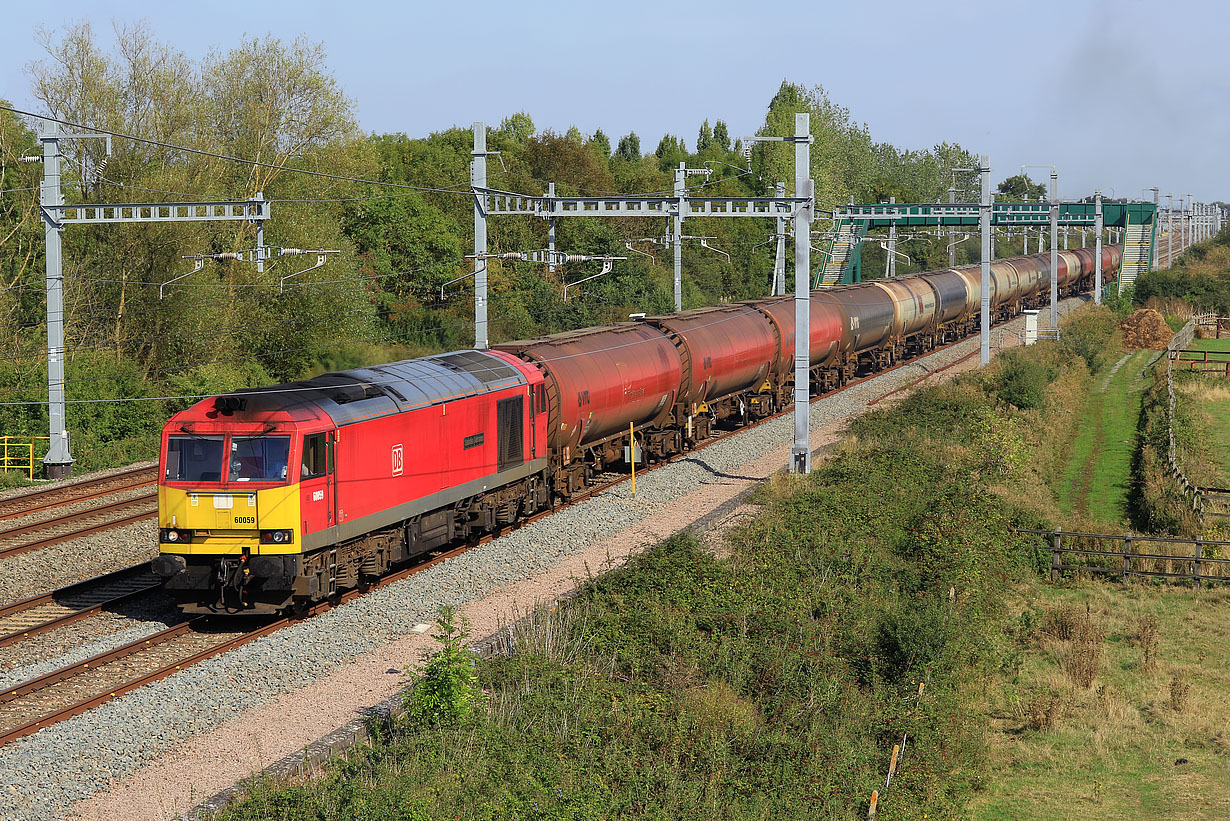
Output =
[
  {"x1": 259, "y1": 529, "x2": 293, "y2": 545},
  {"x1": 160, "y1": 528, "x2": 192, "y2": 543}
]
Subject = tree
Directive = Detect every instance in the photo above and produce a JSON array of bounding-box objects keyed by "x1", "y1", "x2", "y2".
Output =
[
  {"x1": 615, "y1": 131, "x2": 640, "y2": 162},
  {"x1": 590, "y1": 128, "x2": 611, "y2": 158},
  {"x1": 27, "y1": 22, "x2": 375, "y2": 382},
  {"x1": 696, "y1": 119, "x2": 713, "y2": 153},
  {"x1": 997, "y1": 174, "x2": 1047, "y2": 202},
  {"x1": 713, "y1": 120, "x2": 730, "y2": 152},
  {"x1": 754, "y1": 81, "x2": 874, "y2": 209},
  {"x1": 498, "y1": 111, "x2": 534, "y2": 143},
  {"x1": 654, "y1": 134, "x2": 687, "y2": 172}
]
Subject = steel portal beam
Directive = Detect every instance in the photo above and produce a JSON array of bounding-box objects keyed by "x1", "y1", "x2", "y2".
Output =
[{"x1": 48, "y1": 199, "x2": 269, "y2": 225}]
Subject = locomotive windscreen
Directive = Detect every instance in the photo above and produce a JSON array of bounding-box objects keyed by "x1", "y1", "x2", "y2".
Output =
[
  {"x1": 230, "y1": 435, "x2": 290, "y2": 482},
  {"x1": 166, "y1": 435, "x2": 224, "y2": 482}
]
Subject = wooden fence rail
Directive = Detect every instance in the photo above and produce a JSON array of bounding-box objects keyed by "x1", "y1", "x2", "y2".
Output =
[{"x1": 1017, "y1": 527, "x2": 1230, "y2": 587}]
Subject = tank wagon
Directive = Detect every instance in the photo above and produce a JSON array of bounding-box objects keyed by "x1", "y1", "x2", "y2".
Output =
[{"x1": 154, "y1": 246, "x2": 1119, "y2": 614}]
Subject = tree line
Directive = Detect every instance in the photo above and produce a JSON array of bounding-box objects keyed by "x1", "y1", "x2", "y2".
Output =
[{"x1": 0, "y1": 22, "x2": 983, "y2": 470}]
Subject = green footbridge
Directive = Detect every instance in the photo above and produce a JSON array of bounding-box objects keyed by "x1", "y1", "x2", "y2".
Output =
[{"x1": 818, "y1": 201, "x2": 1157, "y2": 293}]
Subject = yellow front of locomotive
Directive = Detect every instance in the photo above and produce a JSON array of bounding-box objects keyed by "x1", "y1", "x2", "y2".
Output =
[{"x1": 153, "y1": 404, "x2": 306, "y2": 614}]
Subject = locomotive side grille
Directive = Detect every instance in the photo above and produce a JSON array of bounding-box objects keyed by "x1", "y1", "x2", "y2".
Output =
[{"x1": 496, "y1": 397, "x2": 524, "y2": 472}]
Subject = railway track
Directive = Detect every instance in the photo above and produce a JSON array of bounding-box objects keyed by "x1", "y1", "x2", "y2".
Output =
[
  {"x1": 0, "y1": 494, "x2": 157, "y2": 561},
  {"x1": 0, "y1": 540, "x2": 481, "y2": 746},
  {"x1": 0, "y1": 300, "x2": 1066, "y2": 747},
  {"x1": 0, "y1": 565, "x2": 163, "y2": 648},
  {"x1": 0, "y1": 465, "x2": 158, "y2": 522}
]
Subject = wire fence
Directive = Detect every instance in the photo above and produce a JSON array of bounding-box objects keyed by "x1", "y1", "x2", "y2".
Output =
[
  {"x1": 1163, "y1": 314, "x2": 1219, "y2": 525},
  {"x1": 866, "y1": 680, "x2": 926, "y2": 819}
]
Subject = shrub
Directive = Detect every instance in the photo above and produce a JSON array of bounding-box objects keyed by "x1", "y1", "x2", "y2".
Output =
[
  {"x1": 873, "y1": 598, "x2": 951, "y2": 682},
  {"x1": 1059, "y1": 305, "x2": 1120, "y2": 373},
  {"x1": 1168, "y1": 674, "x2": 1191, "y2": 712},
  {"x1": 1058, "y1": 605, "x2": 1104, "y2": 689},
  {"x1": 987, "y1": 349, "x2": 1053, "y2": 410},
  {"x1": 403, "y1": 606, "x2": 483, "y2": 727}
]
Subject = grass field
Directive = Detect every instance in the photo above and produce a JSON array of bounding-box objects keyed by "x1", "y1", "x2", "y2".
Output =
[
  {"x1": 1056, "y1": 349, "x2": 1158, "y2": 526},
  {"x1": 1174, "y1": 377, "x2": 1230, "y2": 488},
  {"x1": 970, "y1": 580, "x2": 1230, "y2": 820},
  {"x1": 1177, "y1": 338, "x2": 1230, "y2": 363}
]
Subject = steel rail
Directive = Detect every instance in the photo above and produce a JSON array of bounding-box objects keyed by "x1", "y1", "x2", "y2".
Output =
[
  {"x1": 0, "y1": 537, "x2": 482, "y2": 746},
  {"x1": 0, "y1": 565, "x2": 162, "y2": 648},
  {"x1": 0, "y1": 495, "x2": 156, "y2": 560},
  {"x1": 0, "y1": 465, "x2": 158, "y2": 521}
]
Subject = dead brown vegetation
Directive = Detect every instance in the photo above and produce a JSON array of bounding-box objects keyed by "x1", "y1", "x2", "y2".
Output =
[{"x1": 1120, "y1": 309, "x2": 1174, "y2": 350}]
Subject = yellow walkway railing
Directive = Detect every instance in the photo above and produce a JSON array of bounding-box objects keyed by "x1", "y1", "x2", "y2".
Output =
[{"x1": 0, "y1": 437, "x2": 49, "y2": 480}]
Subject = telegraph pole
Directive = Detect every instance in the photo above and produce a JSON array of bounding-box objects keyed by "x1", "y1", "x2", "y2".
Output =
[
  {"x1": 1167, "y1": 193, "x2": 1173, "y2": 267},
  {"x1": 674, "y1": 163, "x2": 685, "y2": 312},
  {"x1": 39, "y1": 119, "x2": 71, "y2": 479},
  {"x1": 32, "y1": 117, "x2": 268, "y2": 479},
  {"x1": 979, "y1": 155, "x2": 992, "y2": 367},
  {"x1": 472, "y1": 122, "x2": 488, "y2": 349},
  {"x1": 547, "y1": 182, "x2": 556, "y2": 273},
  {"x1": 791, "y1": 113, "x2": 813, "y2": 474},
  {"x1": 1094, "y1": 191, "x2": 1104, "y2": 305},
  {"x1": 948, "y1": 184, "x2": 956, "y2": 266},
  {"x1": 774, "y1": 181, "x2": 786, "y2": 295},
  {"x1": 886, "y1": 196, "x2": 897, "y2": 277},
  {"x1": 1049, "y1": 169, "x2": 1059, "y2": 328}
]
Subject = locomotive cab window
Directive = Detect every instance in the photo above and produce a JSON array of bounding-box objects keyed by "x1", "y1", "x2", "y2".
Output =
[
  {"x1": 301, "y1": 433, "x2": 328, "y2": 479},
  {"x1": 166, "y1": 435, "x2": 224, "y2": 482},
  {"x1": 229, "y1": 436, "x2": 290, "y2": 482}
]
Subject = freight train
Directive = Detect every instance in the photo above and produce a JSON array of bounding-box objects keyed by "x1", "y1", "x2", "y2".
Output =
[{"x1": 152, "y1": 246, "x2": 1121, "y2": 613}]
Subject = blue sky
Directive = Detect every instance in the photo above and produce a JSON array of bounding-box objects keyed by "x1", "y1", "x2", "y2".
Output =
[{"x1": 3, "y1": 0, "x2": 1224, "y2": 202}]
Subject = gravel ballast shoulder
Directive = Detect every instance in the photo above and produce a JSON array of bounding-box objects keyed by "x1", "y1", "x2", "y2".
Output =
[
  {"x1": 0, "y1": 520, "x2": 158, "y2": 608},
  {"x1": 0, "y1": 300, "x2": 1087, "y2": 821}
]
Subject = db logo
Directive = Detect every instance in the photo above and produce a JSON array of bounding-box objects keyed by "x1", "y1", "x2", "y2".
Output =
[{"x1": 391, "y1": 444, "x2": 404, "y2": 477}]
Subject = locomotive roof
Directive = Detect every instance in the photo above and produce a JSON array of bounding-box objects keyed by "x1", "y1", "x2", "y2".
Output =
[{"x1": 207, "y1": 349, "x2": 527, "y2": 427}]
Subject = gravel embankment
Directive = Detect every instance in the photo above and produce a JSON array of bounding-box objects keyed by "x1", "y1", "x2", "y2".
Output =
[
  {"x1": 0, "y1": 461, "x2": 157, "y2": 504},
  {"x1": 0, "y1": 483, "x2": 155, "y2": 531},
  {"x1": 0, "y1": 520, "x2": 159, "y2": 608},
  {"x1": 0, "y1": 301, "x2": 1086, "y2": 821}
]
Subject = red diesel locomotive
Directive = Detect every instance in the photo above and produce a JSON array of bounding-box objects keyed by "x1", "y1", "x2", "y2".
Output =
[{"x1": 153, "y1": 246, "x2": 1120, "y2": 614}]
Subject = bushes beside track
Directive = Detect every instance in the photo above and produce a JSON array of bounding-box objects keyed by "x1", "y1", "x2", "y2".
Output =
[{"x1": 218, "y1": 308, "x2": 1132, "y2": 821}]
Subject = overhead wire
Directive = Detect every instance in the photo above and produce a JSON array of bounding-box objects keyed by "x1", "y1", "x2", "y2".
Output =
[
  {"x1": 0, "y1": 104, "x2": 472, "y2": 197},
  {"x1": 0, "y1": 314, "x2": 487, "y2": 403}
]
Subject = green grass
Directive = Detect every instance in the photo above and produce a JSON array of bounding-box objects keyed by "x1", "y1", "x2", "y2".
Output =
[
  {"x1": 1177, "y1": 338, "x2": 1230, "y2": 364},
  {"x1": 1056, "y1": 350, "x2": 1158, "y2": 525},
  {"x1": 969, "y1": 581, "x2": 1230, "y2": 820},
  {"x1": 1174, "y1": 378, "x2": 1230, "y2": 489}
]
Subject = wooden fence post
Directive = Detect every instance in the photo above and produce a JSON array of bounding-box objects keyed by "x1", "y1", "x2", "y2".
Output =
[
  {"x1": 1124, "y1": 531, "x2": 1134, "y2": 581},
  {"x1": 868, "y1": 790, "x2": 879, "y2": 820},
  {"x1": 1193, "y1": 539, "x2": 1203, "y2": 589},
  {"x1": 1051, "y1": 529, "x2": 1062, "y2": 582}
]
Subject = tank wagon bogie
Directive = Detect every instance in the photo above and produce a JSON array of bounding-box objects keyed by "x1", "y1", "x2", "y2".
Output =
[{"x1": 154, "y1": 245, "x2": 1122, "y2": 614}]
